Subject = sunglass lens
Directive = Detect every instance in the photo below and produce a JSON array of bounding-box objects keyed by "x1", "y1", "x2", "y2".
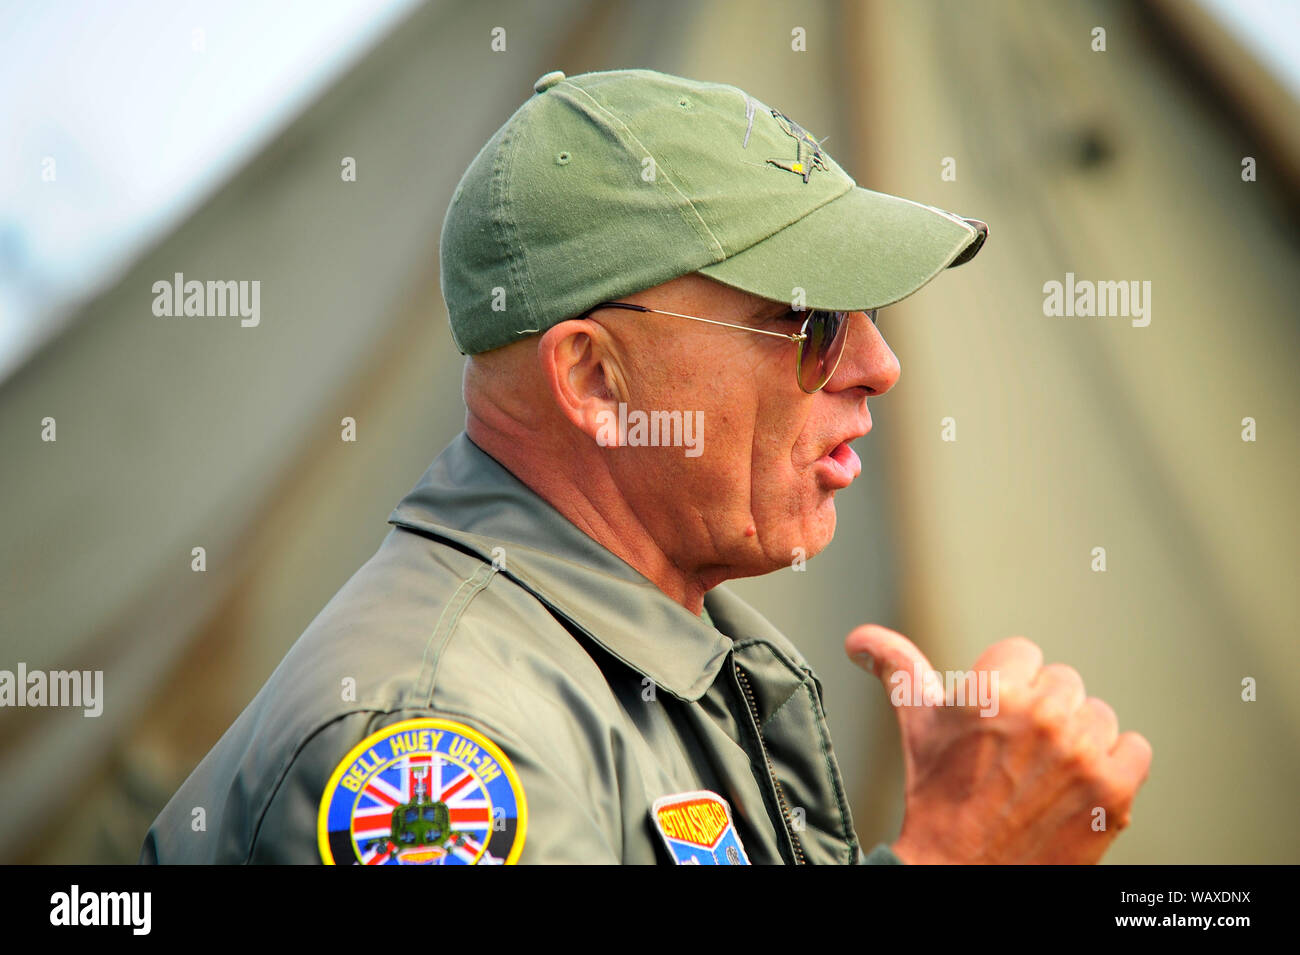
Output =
[{"x1": 797, "y1": 310, "x2": 849, "y2": 392}]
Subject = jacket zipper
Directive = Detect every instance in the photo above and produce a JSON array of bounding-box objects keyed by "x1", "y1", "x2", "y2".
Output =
[{"x1": 734, "y1": 661, "x2": 806, "y2": 864}]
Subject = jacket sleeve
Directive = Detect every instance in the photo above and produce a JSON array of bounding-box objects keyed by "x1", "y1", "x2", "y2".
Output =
[
  {"x1": 250, "y1": 707, "x2": 622, "y2": 864},
  {"x1": 431, "y1": 706, "x2": 624, "y2": 864}
]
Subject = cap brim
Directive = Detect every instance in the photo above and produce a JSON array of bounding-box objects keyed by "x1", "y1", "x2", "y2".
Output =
[{"x1": 697, "y1": 186, "x2": 987, "y2": 311}]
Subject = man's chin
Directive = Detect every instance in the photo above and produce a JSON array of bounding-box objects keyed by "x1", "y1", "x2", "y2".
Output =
[
  {"x1": 718, "y1": 520, "x2": 834, "y2": 580},
  {"x1": 807, "y1": 500, "x2": 839, "y2": 551},
  {"x1": 780, "y1": 501, "x2": 838, "y2": 568}
]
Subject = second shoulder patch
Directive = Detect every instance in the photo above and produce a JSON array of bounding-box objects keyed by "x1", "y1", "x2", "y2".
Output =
[{"x1": 651, "y1": 790, "x2": 750, "y2": 865}]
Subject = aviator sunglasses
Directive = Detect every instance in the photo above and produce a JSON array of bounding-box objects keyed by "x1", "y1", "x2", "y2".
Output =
[{"x1": 581, "y1": 301, "x2": 875, "y2": 393}]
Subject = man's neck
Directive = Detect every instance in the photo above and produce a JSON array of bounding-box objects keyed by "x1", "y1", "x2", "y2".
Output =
[{"x1": 465, "y1": 426, "x2": 714, "y2": 615}]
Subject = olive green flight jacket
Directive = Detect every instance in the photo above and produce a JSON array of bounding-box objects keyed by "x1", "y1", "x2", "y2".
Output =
[{"x1": 140, "y1": 433, "x2": 903, "y2": 865}]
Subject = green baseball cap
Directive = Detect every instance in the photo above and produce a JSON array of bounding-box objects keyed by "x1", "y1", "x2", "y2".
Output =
[{"x1": 441, "y1": 67, "x2": 987, "y2": 355}]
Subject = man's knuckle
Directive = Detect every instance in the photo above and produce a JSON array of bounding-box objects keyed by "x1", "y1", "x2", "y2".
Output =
[
  {"x1": 1068, "y1": 737, "x2": 1106, "y2": 772},
  {"x1": 993, "y1": 683, "x2": 1028, "y2": 714},
  {"x1": 1039, "y1": 662, "x2": 1085, "y2": 693},
  {"x1": 1032, "y1": 713, "x2": 1070, "y2": 749},
  {"x1": 1031, "y1": 696, "x2": 1072, "y2": 733},
  {"x1": 1062, "y1": 748, "x2": 1091, "y2": 776},
  {"x1": 1094, "y1": 770, "x2": 1136, "y2": 805}
]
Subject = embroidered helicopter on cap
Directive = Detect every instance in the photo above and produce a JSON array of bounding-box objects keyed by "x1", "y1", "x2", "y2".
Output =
[{"x1": 765, "y1": 108, "x2": 830, "y2": 183}]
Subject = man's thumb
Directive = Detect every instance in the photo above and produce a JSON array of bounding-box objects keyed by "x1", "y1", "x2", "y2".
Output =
[{"x1": 845, "y1": 624, "x2": 939, "y2": 703}]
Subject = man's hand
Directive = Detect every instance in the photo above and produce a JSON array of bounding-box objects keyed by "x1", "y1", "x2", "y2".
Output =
[{"x1": 846, "y1": 624, "x2": 1152, "y2": 864}]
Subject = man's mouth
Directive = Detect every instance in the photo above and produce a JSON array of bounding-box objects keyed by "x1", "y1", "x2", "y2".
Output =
[
  {"x1": 816, "y1": 440, "x2": 863, "y2": 489},
  {"x1": 813, "y1": 414, "x2": 870, "y2": 489}
]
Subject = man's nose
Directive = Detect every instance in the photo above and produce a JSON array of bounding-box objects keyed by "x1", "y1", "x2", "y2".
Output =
[{"x1": 825, "y1": 310, "x2": 900, "y2": 396}]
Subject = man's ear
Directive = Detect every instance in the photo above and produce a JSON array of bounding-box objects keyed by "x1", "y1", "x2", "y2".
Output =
[{"x1": 537, "y1": 319, "x2": 627, "y2": 447}]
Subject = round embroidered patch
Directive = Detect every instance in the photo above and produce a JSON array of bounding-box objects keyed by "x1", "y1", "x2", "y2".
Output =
[{"x1": 317, "y1": 717, "x2": 527, "y2": 865}]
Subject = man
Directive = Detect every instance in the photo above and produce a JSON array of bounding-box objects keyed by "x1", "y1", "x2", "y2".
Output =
[{"x1": 141, "y1": 68, "x2": 1150, "y2": 865}]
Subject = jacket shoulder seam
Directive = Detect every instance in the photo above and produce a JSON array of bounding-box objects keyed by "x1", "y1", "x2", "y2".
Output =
[{"x1": 412, "y1": 561, "x2": 499, "y2": 707}]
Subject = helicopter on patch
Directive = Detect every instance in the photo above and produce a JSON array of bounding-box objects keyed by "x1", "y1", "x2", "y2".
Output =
[{"x1": 366, "y1": 766, "x2": 467, "y2": 864}]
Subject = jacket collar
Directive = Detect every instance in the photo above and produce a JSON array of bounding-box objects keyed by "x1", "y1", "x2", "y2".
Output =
[{"x1": 388, "y1": 432, "x2": 750, "y2": 701}]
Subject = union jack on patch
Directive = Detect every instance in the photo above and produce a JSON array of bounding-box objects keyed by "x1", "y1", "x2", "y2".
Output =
[{"x1": 318, "y1": 717, "x2": 527, "y2": 865}]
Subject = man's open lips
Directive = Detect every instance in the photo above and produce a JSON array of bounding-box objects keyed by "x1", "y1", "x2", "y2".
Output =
[{"x1": 815, "y1": 439, "x2": 863, "y2": 489}]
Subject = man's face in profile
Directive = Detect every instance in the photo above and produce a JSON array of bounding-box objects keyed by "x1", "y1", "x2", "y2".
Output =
[{"x1": 584, "y1": 272, "x2": 901, "y2": 582}]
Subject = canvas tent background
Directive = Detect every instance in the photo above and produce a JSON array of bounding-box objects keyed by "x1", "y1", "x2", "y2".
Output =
[{"x1": 0, "y1": 0, "x2": 1296, "y2": 863}]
